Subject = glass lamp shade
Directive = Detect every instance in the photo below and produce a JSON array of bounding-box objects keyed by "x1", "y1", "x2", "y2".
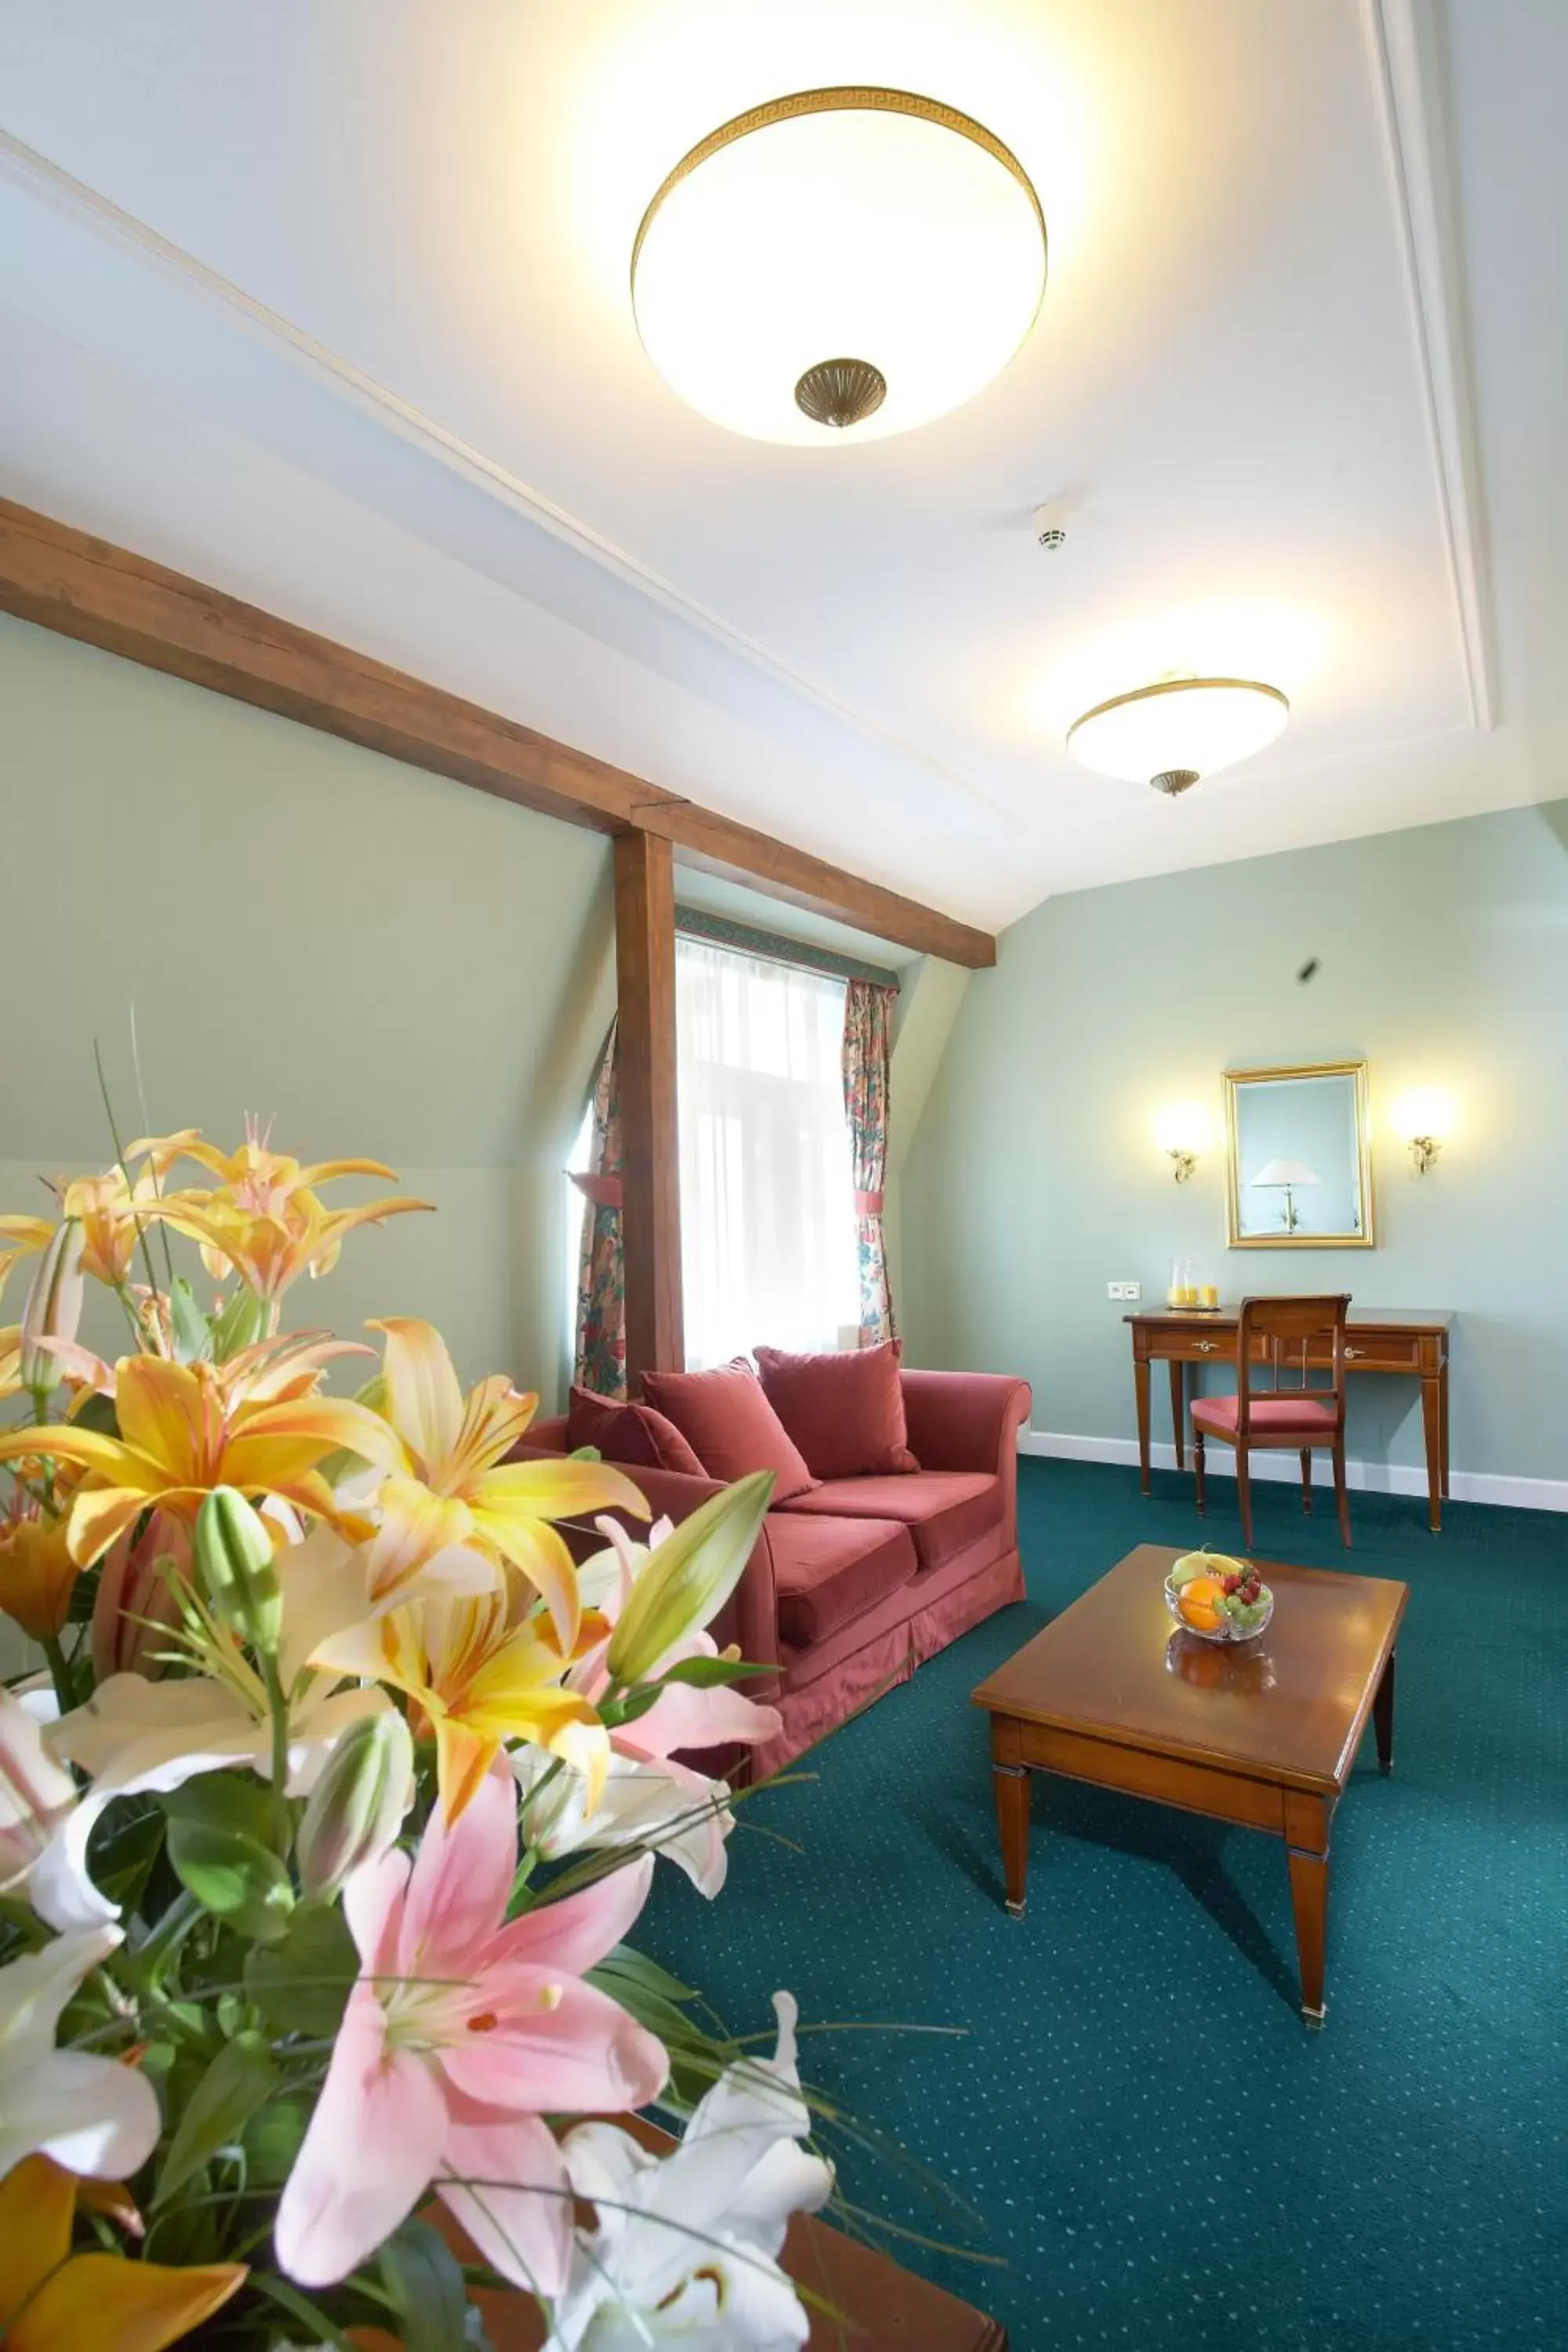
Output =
[
  {"x1": 1395, "y1": 1087, "x2": 1454, "y2": 1142},
  {"x1": 631, "y1": 89, "x2": 1047, "y2": 445},
  {"x1": 1066, "y1": 678, "x2": 1290, "y2": 791}
]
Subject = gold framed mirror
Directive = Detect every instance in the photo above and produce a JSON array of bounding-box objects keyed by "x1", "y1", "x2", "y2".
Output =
[{"x1": 1222, "y1": 1061, "x2": 1374, "y2": 1247}]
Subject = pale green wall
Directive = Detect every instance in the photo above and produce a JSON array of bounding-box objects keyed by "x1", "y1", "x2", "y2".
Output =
[
  {"x1": 898, "y1": 800, "x2": 1568, "y2": 1484},
  {"x1": 0, "y1": 615, "x2": 614, "y2": 1402}
]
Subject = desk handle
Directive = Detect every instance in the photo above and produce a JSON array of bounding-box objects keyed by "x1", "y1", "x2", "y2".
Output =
[
  {"x1": 1345, "y1": 1345, "x2": 1365, "y2": 1359},
  {"x1": 1195, "y1": 1341, "x2": 1218, "y2": 1354}
]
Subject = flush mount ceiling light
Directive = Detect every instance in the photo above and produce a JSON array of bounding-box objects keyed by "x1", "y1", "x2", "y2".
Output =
[
  {"x1": 1065, "y1": 677, "x2": 1290, "y2": 796},
  {"x1": 630, "y1": 87, "x2": 1047, "y2": 444}
]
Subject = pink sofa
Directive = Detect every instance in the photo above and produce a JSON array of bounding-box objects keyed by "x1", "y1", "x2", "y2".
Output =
[{"x1": 517, "y1": 1368, "x2": 1031, "y2": 1777}]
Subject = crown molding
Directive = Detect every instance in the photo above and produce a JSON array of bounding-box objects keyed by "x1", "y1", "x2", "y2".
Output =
[
  {"x1": 0, "y1": 123, "x2": 1015, "y2": 822},
  {"x1": 1362, "y1": 0, "x2": 1498, "y2": 730}
]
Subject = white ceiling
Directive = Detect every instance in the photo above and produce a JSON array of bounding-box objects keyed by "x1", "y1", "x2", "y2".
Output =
[{"x1": 0, "y1": 0, "x2": 1562, "y2": 933}]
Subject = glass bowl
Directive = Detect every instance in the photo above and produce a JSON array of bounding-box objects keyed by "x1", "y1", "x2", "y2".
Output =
[{"x1": 1163, "y1": 1572, "x2": 1274, "y2": 1645}]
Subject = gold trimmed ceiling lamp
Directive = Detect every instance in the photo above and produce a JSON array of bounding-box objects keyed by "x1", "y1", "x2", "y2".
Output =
[
  {"x1": 631, "y1": 88, "x2": 1047, "y2": 444},
  {"x1": 1065, "y1": 676, "x2": 1290, "y2": 797}
]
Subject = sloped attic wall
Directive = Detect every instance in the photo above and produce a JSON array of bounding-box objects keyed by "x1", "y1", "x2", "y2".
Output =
[{"x1": 0, "y1": 613, "x2": 614, "y2": 1402}]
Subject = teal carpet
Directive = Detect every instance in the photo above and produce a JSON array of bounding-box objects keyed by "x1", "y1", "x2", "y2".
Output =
[{"x1": 641, "y1": 1459, "x2": 1568, "y2": 2350}]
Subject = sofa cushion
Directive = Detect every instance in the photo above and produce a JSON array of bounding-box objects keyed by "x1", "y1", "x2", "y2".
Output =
[
  {"x1": 564, "y1": 1385, "x2": 706, "y2": 1477},
  {"x1": 777, "y1": 1471, "x2": 1004, "y2": 1573},
  {"x1": 640, "y1": 1359, "x2": 818, "y2": 1501},
  {"x1": 752, "y1": 1341, "x2": 920, "y2": 1480},
  {"x1": 1192, "y1": 1394, "x2": 1338, "y2": 1439},
  {"x1": 768, "y1": 1513, "x2": 919, "y2": 1648}
]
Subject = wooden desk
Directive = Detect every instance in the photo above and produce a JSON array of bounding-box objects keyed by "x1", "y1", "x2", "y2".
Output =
[
  {"x1": 1125, "y1": 1307, "x2": 1453, "y2": 1531},
  {"x1": 972, "y1": 1544, "x2": 1408, "y2": 2027}
]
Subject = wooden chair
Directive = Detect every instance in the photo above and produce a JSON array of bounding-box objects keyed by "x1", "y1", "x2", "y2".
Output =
[{"x1": 1192, "y1": 1294, "x2": 1352, "y2": 1548}]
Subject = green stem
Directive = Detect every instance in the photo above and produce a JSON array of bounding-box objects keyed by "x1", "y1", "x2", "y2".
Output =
[
  {"x1": 133, "y1": 1889, "x2": 203, "y2": 1986},
  {"x1": 40, "y1": 1632, "x2": 74, "y2": 1715},
  {"x1": 261, "y1": 1650, "x2": 292, "y2": 1851}
]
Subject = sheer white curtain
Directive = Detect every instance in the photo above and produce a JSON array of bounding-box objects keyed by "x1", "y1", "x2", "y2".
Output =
[{"x1": 676, "y1": 937, "x2": 861, "y2": 1369}]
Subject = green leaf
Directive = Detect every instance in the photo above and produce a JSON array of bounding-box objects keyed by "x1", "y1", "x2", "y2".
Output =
[
  {"x1": 165, "y1": 1815, "x2": 295, "y2": 1943},
  {"x1": 245, "y1": 1901, "x2": 360, "y2": 2038},
  {"x1": 649, "y1": 1654, "x2": 773, "y2": 1689},
  {"x1": 168, "y1": 1275, "x2": 212, "y2": 1364},
  {"x1": 591, "y1": 1942, "x2": 699, "y2": 2005},
  {"x1": 162, "y1": 1770, "x2": 278, "y2": 1845},
  {"x1": 242, "y1": 2092, "x2": 312, "y2": 2187},
  {"x1": 154, "y1": 2029, "x2": 278, "y2": 2205},
  {"x1": 379, "y1": 2216, "x2": 473, "y2": 2352},
  {"x1": 208, "y1": 1283, "x2": 267, "y2": 1363},
  {"x1": 568, "y1": 1443, "x2": 604, "y2": 1461},
  {"x1": 89, "y1": 1799, "x2": 167, "y2": 1915}
]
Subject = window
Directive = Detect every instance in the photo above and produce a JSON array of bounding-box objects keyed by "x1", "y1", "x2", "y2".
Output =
[{"x1": 676, "y1": 936, "x2": 859, "y2": 1368}]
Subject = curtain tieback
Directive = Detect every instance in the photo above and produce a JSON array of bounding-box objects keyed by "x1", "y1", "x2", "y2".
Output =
[
  {"x1": 854, "y1": 1189, "x2": 886, "y2": 1217},
  {"x1": 570, "y1": 1171, "x2": 623, "y2": 1210}
]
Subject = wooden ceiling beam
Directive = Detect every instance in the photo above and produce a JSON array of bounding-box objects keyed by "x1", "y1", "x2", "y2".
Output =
[{"x1": 0, "y1": 499, "x2": 996, "y2": 968}]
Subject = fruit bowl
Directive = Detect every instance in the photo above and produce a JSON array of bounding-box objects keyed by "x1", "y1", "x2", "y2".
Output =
[{"x1": 1163, "y1": 1549, "x2": 1273, "y2": 1644}]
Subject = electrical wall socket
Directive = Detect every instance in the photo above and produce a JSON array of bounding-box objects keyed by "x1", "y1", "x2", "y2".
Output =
[{"x1": 1107, "y1": 1280, "x2": 1141, "y2": 1301}]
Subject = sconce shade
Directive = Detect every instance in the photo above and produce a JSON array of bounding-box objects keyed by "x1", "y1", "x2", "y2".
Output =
[
  {"x1": 1395, "y1": 1088, "x2": 1455, "y2": 1143},
  {"x1": 631, "y1": 89, "x2": 1047, "y2": 444},
  {"x1": 1156, "y1": 1104, "x2": 1211, "y2": 1157}
]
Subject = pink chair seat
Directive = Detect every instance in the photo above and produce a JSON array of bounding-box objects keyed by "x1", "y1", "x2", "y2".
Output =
[{"x1": 1192, "y1": 1393, "x2": 1337, "y2": 1439}]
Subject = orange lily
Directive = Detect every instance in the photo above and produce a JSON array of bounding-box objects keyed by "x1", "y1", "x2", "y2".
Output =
[
  {"x1": 314, "y1": 1582, "x2": 612, "y2": 1822},
  {"x1": 58, "y1": 1133, "x2": 200, "y2": 1291},
  {"x1": 358, "y1": 1318, "x2": 648, "y2": 1644},
  {"x1": 0, "y1": 2154, "x2": 245, "y2": 2352},
  {"x1": 0, "y1": 1353, "x2": 401, "y2": 1567},
  {"x1": 0, "y1": 1504, "x2": 78, "y2": 1642}
]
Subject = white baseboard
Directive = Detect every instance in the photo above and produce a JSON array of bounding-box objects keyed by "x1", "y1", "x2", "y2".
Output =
[{"x1": 1017, "y1": 1428, "x2": 1567, "y2": 1514}]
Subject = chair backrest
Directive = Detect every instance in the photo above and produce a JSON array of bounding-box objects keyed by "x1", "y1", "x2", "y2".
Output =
[{"x1": 1235, "y1": 1294, "x2": 1351, "y2": 1434}]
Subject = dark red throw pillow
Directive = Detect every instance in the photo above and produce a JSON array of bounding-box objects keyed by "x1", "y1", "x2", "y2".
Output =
[
  {"x1": 639, "y1": 1359, "x2": 818, "y2": 1501},
  {"x1": 753, "y1": 1341, "x2": 920, "y2": 1481},
  {"x1": 565, "y1": 1385, "x2": 707, "y2": 1478}
]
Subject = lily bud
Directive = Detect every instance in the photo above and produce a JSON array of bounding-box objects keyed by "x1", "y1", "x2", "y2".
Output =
[
  {"x1": 605, "y1": 1471, "x2": 774, "y2": 1690},
  {"x1": 18, "y1": 1218, "x2": 84, "y2": 1393},
  {"x1": 92, "y1": 1509, "x2": 192, "y2": 1682},
  {"x1": 296, "y1": 1711, "x2": 413, "y2": 1900},
  {"x1": 195, "y1": 1486, "x2": 281, "y2": 1654},
  {"x1": 0, "y1": 1686, "x2": 76, "y2": 1896}
]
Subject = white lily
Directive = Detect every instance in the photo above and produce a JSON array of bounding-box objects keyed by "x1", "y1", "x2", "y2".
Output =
[
  {"x1": 0, "y1": 1684, "x2": 107, "y2": 1933},
  {"x1": 512, "y1": 1744, "x2": 736, "y2": 1897},
  {"x1": 0, "y1": 1924, "x2": 161, "y2": 2180},
  {"x1": 39, "y1": 1532, "x2": 392, "y2": 1927},
  {"x1": 546, "y1": 1991, "x2": 833, "y2": 2352}
]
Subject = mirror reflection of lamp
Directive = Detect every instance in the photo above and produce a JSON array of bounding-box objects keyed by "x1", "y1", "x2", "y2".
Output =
[
  {"x1": 1250, "y1": 1156, "x2": 1320, "y2": 1233},
  {"x1": 1156, "y1": 1103, "x2": 1210, "y2": 1183},
  {"x1": 1395, "y1": 1088, "x2": 1454, "y2": 1175}
]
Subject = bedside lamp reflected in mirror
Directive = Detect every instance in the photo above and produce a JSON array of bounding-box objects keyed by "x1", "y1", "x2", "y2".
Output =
[
  {"x1": 1395, "y1": 1088, "x2": 1454, "y2": 1175},
  {"x1": 1156, "y1": 1103, "x2": 1211, "y2": 1184},
  {"x1": 1250, "y1": 1156, "x2": 1320, "y2": 1234}
]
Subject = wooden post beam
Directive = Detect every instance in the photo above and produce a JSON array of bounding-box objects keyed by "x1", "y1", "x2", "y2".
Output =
[
  {"x1": 615, "y1": 831, "x2": 684, "y2": 1382},
  {"x1": 0, "y1": 498, "x2": 996, "y2": 970}
]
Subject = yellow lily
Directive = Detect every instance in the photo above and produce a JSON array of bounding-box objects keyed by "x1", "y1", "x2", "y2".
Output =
[
  {"x1": 358, "y1": 1318, "x2": 649, "y2": 1645},
  {"x1": 314, "y1": 1583, "x2": 612, "y2": 1823},
  {"x1": 0, "y1": 1353, "x2": 401, "y2": 1567},
  {"x1": 0, "y1": 2154, "x2": 245, "y2": 2352},
  {"x1": 0, "y1": 1325, "x2": 20, "y2": 1401},
  {"x1": 0, "y1": 1505, "x2": 78, "y2": 1642},
  {"x1": 0, "y1": 1216, "x2": 55, "y2": 1306}
]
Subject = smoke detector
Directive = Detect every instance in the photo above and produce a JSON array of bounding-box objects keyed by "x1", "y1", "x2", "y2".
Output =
[{"x1": 1031, "y1": 502, "x2": 1068, "y2": 551}]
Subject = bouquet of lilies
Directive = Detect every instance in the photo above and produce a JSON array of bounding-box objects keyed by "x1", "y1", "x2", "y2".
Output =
[{"x1": 0, "y1": 1123, "x2": 837, "y2": 2350}]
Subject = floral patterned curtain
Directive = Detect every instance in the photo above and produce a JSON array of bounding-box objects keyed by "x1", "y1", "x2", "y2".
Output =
[
  {"x1": 571, "y1": 1020, "x2": 626, "y2": 1397},
  {"x1": 841, "y1": 978, "x2": 896, "y2": 1347}
]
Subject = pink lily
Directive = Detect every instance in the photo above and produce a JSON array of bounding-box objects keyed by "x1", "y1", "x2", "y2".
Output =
[{"x1": 274, "y1": 1762, "x2": 666, "y2": 2297}]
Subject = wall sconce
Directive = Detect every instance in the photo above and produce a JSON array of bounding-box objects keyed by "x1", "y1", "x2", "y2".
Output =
[
  {"x1": 1155, "y1": 1104, "x2": 1210, "y2": 1184},
  {"x1": 1394, "y1": 1087, "x2": 1454, "y2": 1175}
]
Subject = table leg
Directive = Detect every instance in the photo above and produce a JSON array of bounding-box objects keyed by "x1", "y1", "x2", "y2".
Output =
[
  {"x1": 1287, "y1": 1847, "x2": 1330, "y2": 2027},
  {"x1": 1168, "y1": 1359, "x2": 1186, "y2": 1473},
  {"x1": 1373, "y1": 1651, "x2": 1396, "y2": 1775},
  {"x1": 1134, "y1": 1356, "x2": 1152, "y2": 1495},
  {"x1": 1283, "y1": 1791, "x2": 1331, "y2": 2025},
  {"x1": 990, "y1": 1735, "x2": 1032, "y2": 1918},
  {"x1": 1421, "y1": 1374, "x2": 1443, "y2": 1533},
  {"x1": 1439, "y1": 1363, "x2": 1450, "y2": 1501}
]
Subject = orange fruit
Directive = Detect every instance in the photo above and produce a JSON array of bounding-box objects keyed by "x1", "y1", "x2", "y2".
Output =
[{"x1": 1178, "y1": 1573, "x2": 1225, "y2": 1633}]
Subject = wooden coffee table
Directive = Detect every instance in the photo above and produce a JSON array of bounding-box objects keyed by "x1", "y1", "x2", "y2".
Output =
[{"x1": 971, "y1": 1544, "x2": 1406, "y2": 2025}]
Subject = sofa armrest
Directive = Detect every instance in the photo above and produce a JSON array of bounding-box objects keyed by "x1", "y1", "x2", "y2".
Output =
[
  {"x1": 900, "y1": 1370, "x2": 1032, "y2": 1475},
  {"x1": 504, "y1": 1443, "x2": 782, "y2": 1697},
  {"x1": 528, "y1": 1414, "x2": 569, "y2": 1450}
]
